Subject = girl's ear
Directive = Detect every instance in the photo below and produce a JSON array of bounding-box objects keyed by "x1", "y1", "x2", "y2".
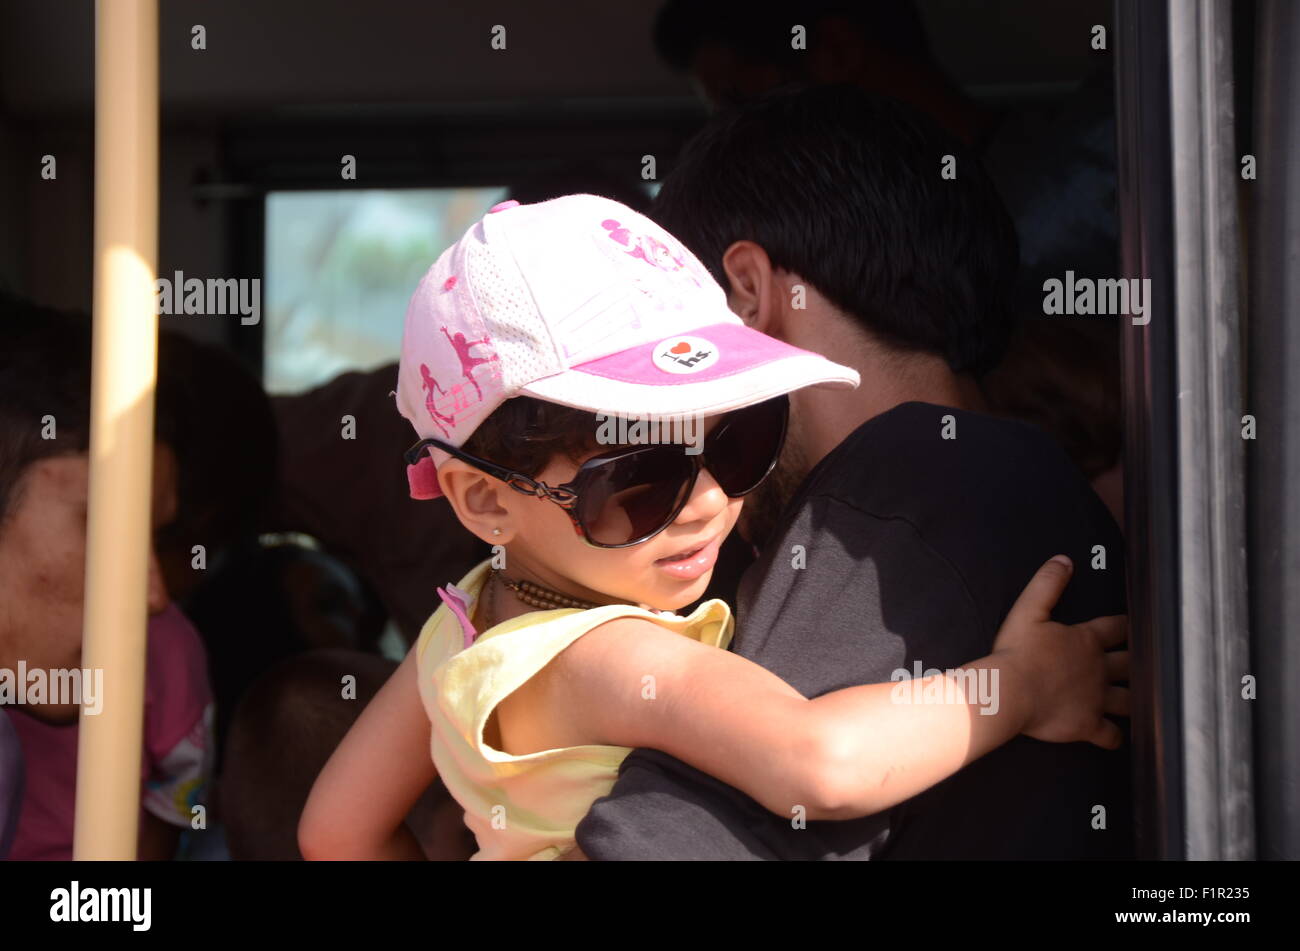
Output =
[
  {"x1": 437, "y1": 461, "x2": 516, "y2": 545},
  {"x1": 720, "y1": 240, "x2": 778, "y2": 336}
]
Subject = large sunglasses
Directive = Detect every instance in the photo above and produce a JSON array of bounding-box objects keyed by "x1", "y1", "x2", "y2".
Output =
[{"x1": 404, "y1": 395, "x2": 789, "y2": 548}]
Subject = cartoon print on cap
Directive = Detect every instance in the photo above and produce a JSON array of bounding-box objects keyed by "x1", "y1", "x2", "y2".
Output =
[
  {"x1": 420, "y1": 328, "x2": 501, "y2": 437},
  {"x1": 600, "y1": 219, "x2": 701, "y2": 286},
  {"x1": 441, "y1": 326, "x2": 499, "y2": 401},
  {"x1": 420, "y1": 364, "x2": 457, "y2": 438}
]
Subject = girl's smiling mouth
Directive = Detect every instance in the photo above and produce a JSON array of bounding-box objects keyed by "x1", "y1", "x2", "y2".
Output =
[{"x1": 654, "y1": 535, "x2": 721, "y2": 581}]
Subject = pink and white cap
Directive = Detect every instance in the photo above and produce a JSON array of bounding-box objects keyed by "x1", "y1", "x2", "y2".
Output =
[{"x1": 396, "y1": 194, "x2": 859, "y2": 499}]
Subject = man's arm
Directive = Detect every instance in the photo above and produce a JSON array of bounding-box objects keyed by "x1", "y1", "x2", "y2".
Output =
[{"x1": 576, "y1": 500, "x2": 988, "y2": 861}]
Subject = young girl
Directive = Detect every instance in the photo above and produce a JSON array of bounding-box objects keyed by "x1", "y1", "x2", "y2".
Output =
[{"x1": 300, "y1": 195, "x2": 1128, "y2": 861}]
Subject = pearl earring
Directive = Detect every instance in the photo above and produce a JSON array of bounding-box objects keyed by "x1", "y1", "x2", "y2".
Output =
[{"x1": 491, "y1": 528, "x2": 502, "y2": 536}]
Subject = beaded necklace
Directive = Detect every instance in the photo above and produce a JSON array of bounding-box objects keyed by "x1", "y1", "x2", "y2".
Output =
[{"x1": 480, "y1": 569, "x2": 603, "y2": 631}]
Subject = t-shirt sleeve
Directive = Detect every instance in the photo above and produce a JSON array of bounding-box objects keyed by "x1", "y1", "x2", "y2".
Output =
[{"x1": 141, "y1": 605, "x2": 216, "y2": 828}]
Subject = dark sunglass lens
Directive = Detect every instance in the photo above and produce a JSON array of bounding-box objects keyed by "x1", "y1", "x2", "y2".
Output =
[
  {"x1": 706, "y1": 397, "x2": 788, "y2": 497},
  {"x1": 577, "y1": 448, "x2": 695, "y2": 546}
]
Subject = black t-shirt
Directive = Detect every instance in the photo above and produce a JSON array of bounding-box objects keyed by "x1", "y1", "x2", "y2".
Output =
[{"x1": 575, "y1": 402, "x2": 1133, "y2": 860}]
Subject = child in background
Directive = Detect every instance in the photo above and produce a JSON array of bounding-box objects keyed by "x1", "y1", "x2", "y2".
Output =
[
  {"x1": 300, "y1": 196, "x2": 1128, "y2": 860},
  {"x1": 8, "y1": 608, "x2": 215, "y2": 862},
  {"x1": 5, "y1": 603, "x2": 214, "y2": 861},
  {"x1": 0, "y1": 301, "x2": 215, "y2": 860}
]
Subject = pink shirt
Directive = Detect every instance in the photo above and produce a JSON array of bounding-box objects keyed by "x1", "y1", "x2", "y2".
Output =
[{"x1": 7, "y1": 603, "x2": 214, "y2": 861}]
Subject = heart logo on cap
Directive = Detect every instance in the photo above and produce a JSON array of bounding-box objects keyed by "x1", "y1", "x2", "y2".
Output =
[{"x1": 653, "y1": 335, "x2": 720, "y2": 375}]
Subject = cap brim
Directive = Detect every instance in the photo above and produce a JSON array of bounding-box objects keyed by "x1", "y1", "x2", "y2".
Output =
[{"x1": 518, "y1": 322, "x2": 859, "y2": 417}]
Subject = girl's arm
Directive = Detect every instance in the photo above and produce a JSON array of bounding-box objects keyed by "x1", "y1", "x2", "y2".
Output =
[
  {"x1": 299, "y1": 646, "x2": 436, "y2": 859},
  {"x1": 519, "y1": 556, "x2": 1128, "y2": 822}
]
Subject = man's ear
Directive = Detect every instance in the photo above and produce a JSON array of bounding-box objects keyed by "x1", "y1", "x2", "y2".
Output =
[
  {"x1": 720, "y1": 240, "x2": 778, "y2": 336},
  {"x1": 437, "y1": 461, "x2": 516, "y2": 545}
]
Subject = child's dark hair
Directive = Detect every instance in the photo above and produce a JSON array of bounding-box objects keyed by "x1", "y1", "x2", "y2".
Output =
[
  {"x1": 0, "y1": 293, "x2": 272, "y2": 551},
  {"x1": 460, "y1": 396, "x2": 605, "y2": 476},
  {"x1": 651, "y1": 84, "x2": 1020, "y2": 377},
  {"x1": 0, "y1": 295, "x2": 94, "y2": 527}
]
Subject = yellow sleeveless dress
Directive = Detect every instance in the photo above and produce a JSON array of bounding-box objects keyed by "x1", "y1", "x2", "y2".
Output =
[{"x1": 414, "y1": 559, "x2": 733, "y2": 860}]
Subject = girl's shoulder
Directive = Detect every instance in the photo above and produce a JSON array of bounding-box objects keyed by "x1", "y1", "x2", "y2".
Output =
[
  {"x1": 467, "y1": 597, "x2": 733, "y2": 665},
  {"x1": 480, "y1": 597, "x2": 733, "y2": 652},
  {"x1": 458, "y1": 600, "x2": 736, "y2": 761},
  {"x1": 427, "y1": 598, "x2": 733, "y2": 721}
]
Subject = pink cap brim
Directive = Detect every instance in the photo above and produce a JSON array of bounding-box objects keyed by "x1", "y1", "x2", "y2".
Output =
[
  {"x1": 520, "y1": 321, "x2": 858, "y2": 417},
  {"x1": 405, "y1": 322, "x2": 858, "y2": 499}
]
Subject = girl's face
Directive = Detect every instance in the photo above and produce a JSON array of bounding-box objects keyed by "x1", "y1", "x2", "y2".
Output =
[{"x1": 501, "y1": 436, "x2": 742, "y2": 612}]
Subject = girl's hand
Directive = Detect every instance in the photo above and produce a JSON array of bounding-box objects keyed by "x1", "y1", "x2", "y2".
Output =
[{"x1": 991, "y1": 556, "x2": 1130, "y2": 749}]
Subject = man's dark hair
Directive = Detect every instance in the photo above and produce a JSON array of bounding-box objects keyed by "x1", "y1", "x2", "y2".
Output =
[
  {"x1": 0, "y1": 294, "x2": 94, "y2": 527},
  {"x1": 651, "y1": 85, "x2": 1020, "y2": 376},
  {"x1": 653, "y1": 0, "x2": 931, "y2": 73}
]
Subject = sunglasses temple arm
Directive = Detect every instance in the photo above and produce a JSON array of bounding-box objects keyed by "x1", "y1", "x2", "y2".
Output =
[
  {"x1": 407, "y1": 437, "x2": 571, "y2": 502},
  {"x1": 405, "y1": 438, "x2": 516, "y2": 485}
]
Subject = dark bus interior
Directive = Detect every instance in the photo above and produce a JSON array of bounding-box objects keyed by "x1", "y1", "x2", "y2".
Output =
[{"x1": 0, "y1": 0, "x2": 1295, "y2": 864}]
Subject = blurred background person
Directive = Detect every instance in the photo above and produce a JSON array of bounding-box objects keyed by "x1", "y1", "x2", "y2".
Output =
[{"x1": 0, "y1": 296, "x2": 214, "y2": 860}]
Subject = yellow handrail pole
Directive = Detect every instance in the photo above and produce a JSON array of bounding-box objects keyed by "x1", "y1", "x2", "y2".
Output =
[{"x1": 73, "y1": 0, "x2": 159, "y2": 861}]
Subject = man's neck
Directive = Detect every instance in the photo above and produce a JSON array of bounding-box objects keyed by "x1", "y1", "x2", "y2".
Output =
[{"x1": 793, "y1": 342, "x2": 986, "y2": 472}]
